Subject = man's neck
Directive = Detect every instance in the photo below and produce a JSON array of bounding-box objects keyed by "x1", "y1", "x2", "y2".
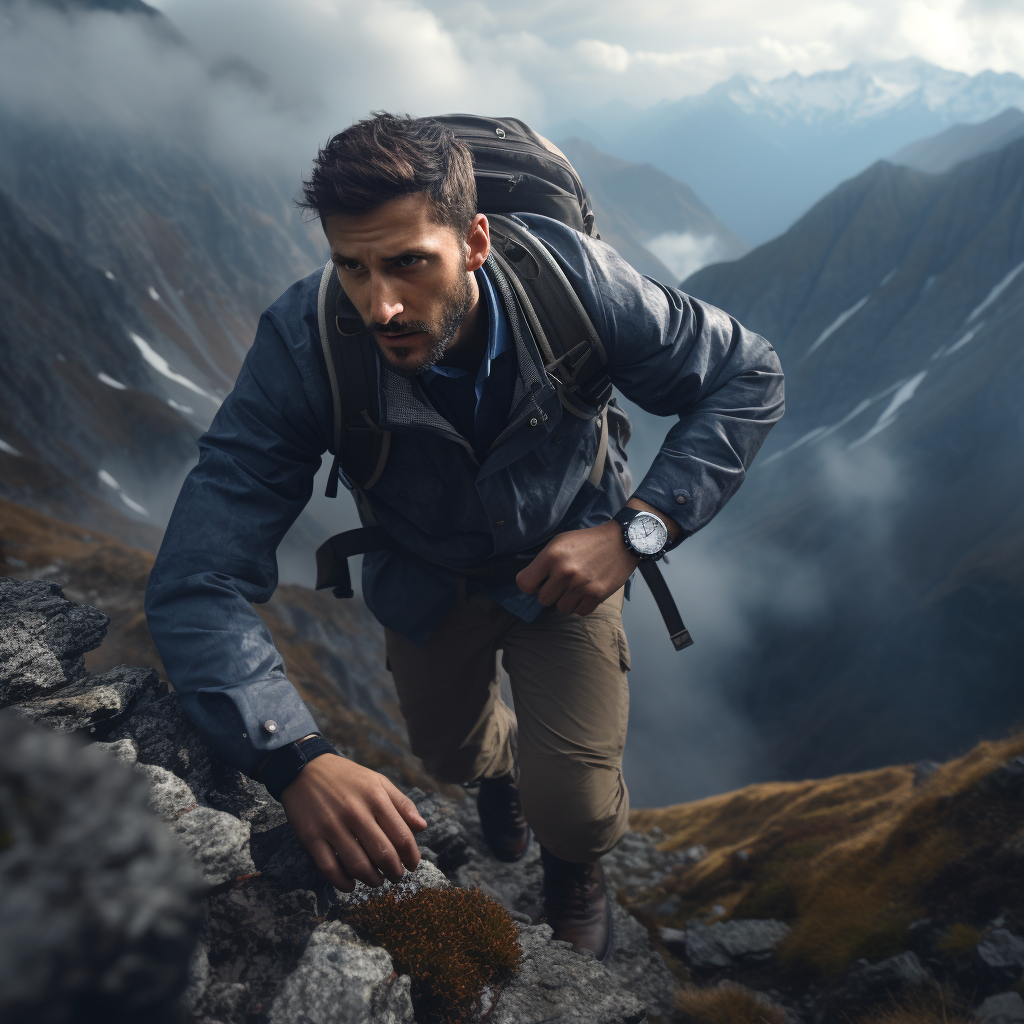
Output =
[{"x1": 438, "y1": 273, "x2": 487, "y2": 373}]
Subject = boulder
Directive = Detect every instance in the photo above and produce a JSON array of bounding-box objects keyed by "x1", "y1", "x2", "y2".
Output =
[
  {"x1": 267, "y1": 921, "x2": 414, "y2": 1024},
  {"x1": 138, "y1": 762, "x2": 198, "y2": 821},
  {"x1": 0, "y1": 711, "x2": 203, "y2": 1024},
  {"x1": 976, "y1": 929, "x2": 1024, "y2": 984},
  {"x1": 11, "y1": 663, "x2": 162, "y2": 733},
  {"x1": 172, "y1": 806, "x2": 256, "y2": 886},
  {"x1": 662, "y1": 918, "x2": 792, "y2": 970},
  {"x1": 0, "y1": 578, "x2": 107, "y2": 705},
  {"x1": 490, "y1": 922, "x2": 647, "y2": 1024},
  {"x1": 977, "y1": 992, "x2": 1024, "y2": 1024}
]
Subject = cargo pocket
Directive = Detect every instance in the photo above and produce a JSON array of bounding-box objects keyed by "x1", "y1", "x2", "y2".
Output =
[{"x1": 616, "y1": 624, "x2": 631, "y2": 673}]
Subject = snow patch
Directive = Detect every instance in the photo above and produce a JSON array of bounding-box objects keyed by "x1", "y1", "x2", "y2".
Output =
[
  {"x1": 97, "y1": 469, "x2": 149, "y2": 516},
  {"x1": 167, "y1": 399, "x2": 194, "y2": 415},
  {"x1": 148, "y1": 287, "x2": 161, "y2": 301},
  {"x1": 965, "y1": 259, "x2": 1024, "y2": 324},
  {"x1": 880, "y1": 268, "x2": 898, "y2": 286},
  {"x1": 849, "y1": 372, "x2": 927, "y2": 449},
  {"x1": 646, "y1": 232, "x2": 727, "y2": 282},
  {"x1": 128, "y1": 332, "x2": 219, "y2": 404},
  {"x1": 943, "y1": 320, "x2": 986, "y2": 357},
  {"x1": 0, "y1": 439, "x2": 22, "y2": 457},
  {"x1": 97, "y1": 372, "x2": 127, "y2": 390},
  {"x1": 104, "y1": 270, "x2": 116, "y2": 281},
  {"x1": 805, "y1": 295, "x2": 870, "y2": 358}
]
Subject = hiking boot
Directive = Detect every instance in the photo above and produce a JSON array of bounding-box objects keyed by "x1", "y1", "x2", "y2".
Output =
[
  {"x1": 540, "y1": 845, "x2": 613, "y2": 960},
  {"x1": 477, "y1": 772, "x2": 531, "y2": 862}
]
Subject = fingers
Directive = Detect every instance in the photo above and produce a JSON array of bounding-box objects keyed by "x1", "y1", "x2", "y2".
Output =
[
  {"x1": 323, "y1": 823, "x2": 386, "y2": 888},
  {"x1": 516, "y1": 548, "x2": 553, "y2": 594},
  {"x1": 383, "y1": 777, "x2": 427, "y2": 833},
  {"x1": 309, "y1": 837, "x2": 356, "y2": 892},
  {"x1": 352, "y1": 815, "x2": 408, "y2": 884}
]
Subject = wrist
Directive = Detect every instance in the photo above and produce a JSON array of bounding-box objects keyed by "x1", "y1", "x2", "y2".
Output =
[{"x1": 257, "y1": 734, "x2": 339, "y2": 801}]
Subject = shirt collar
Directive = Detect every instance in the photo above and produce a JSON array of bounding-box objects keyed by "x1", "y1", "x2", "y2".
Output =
[{"x1": 423, "y1": 264, "x2": 509, "y2": 382}]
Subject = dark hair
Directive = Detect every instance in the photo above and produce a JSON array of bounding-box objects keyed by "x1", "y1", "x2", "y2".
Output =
[{"x1": 299, "y1": 112, "x2": 477, "y2": 235}]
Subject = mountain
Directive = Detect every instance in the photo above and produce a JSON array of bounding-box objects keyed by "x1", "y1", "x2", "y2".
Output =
[
  {"x1": 556, "y1": 138, "x2": 748, "y2": 282},
  {"x1": 559, "y1": 60, "x2": 1024, "y2": 245},
  {"x1": 640, "y1": 137, "x2": 1024, "y2": 791},
  {"x1": 892, "y1": 107, "x2": 1024, "y2": 174}
]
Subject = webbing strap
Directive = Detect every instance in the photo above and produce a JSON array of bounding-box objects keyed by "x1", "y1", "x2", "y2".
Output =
[
  {"x1": 638, "y1": 559, "x2": 694, "y2": 651},
  {"x1": 587, "y1": 408, "x2": 608, "y2": 486}
]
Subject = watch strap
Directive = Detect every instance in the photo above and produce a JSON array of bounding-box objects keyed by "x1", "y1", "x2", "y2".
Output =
[
  {"x1": 258, "y1": 735, "x2": 339, "y2": 801},
  {"x1": 638, "y1": 559, "x2": 694, "y2": 652}
]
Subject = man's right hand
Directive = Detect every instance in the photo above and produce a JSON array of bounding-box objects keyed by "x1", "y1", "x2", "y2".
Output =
[{"x1": 279, "y1": 754, "x2": 427, "y2": 892}]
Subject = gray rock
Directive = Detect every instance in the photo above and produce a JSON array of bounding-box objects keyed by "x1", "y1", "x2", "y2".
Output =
[
  {"x1": 666, "y1": 918, "x2": 792, "y2": 969},
  {"x1": 138, "y1": 762, "x2": 198, "y2": 821},
  {"x1": 977, "y1": 992, "x2": 1024, "y2": 1023},
  {"x1": 11, "y1": 663, "x2": 161, "y2": 733},
  {"x1": 0, "y1": 578, "x2": 108, "y2": 705},
  {"x1": 913, "y1": 760, "x2": 941, "y2": 786},
  {"x1": 182, "y1": 942, "x2": 211, "y2": 1014},
  {"x1": 839, "y1": 951, "x2": 932, "y2": 1006},
  {"x1": 172, "y1": 807, "x2": 256, "y2": 886},
  {"x1": 979, "y1": 757, "x2": 1024, "y2": 796},
  {"x1": 977, "y1": 929, "x2": 1024, "y2": 982},
  {"x1": 96, "y1": 736, "x2": 139, "y2": 764},
  {"x1": 603, "y1": 903, "x2": 680, "y2": 1020},
  {"x1": 0, "y1": 711, "x2": 203, "y2": 1023},
  {"x1": 267, "y1": 921, "x2": 414, "y2": 1024},
  {"x1": 331, "y1": 857, "x2": 451, "y2": 914},
  {"x1": 491, "y1": 922, "x2": 646, "y2": 1024}
]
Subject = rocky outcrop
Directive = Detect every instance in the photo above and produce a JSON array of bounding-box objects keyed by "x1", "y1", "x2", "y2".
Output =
[{"x1": 0, "y1": 576, "x2": 683, "y2": 1023}]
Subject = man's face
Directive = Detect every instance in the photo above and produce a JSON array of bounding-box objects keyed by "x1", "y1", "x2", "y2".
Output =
[{"x1": 324, "y1": 194, "x2": 488, "y2": 376}]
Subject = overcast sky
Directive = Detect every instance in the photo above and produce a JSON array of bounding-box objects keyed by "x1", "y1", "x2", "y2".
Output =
[{"x1": 152, "y1": 0, "x2": 1024, "y2": 125}]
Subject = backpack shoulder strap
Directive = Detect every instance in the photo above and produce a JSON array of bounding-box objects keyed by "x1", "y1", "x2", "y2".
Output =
[
  {"x1": 316, "y1": 262, "x2": 391, "y2": 498},
  {"x1": 487, "y1": 215, "x2": 612, "y2": 419}
]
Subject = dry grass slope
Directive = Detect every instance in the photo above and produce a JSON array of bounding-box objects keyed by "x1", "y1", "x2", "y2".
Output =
[{"x1": 631, "y1": 731, "x2": 1024, "y2": 978}]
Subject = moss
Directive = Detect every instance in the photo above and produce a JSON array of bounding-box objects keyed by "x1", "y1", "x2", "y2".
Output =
[
  {"x1": 675, "y1": 983, "x2": 785, "y2": 1024},
  {"x1": 344, "y1": 886, "x2": 521, "y2": 1024}
]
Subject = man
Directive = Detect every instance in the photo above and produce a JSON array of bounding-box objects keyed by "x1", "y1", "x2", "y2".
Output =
[{"x1": 146, "y1": 114, "x2": 784, "y2": 960}]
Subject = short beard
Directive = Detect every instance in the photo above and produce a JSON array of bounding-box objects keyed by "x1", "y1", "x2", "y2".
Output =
[{"x1": 370, "y1": 272, "x2": 474, "y2": 379}]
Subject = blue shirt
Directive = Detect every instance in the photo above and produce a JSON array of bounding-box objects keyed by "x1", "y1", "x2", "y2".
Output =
[{"x1": 419, "y1": 267, "x2": 515, "y2": 456}]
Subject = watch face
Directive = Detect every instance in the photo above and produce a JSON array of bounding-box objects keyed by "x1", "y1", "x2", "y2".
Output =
[{"x1": 627, "y1": 512, "x2": 668, "y2": 556}]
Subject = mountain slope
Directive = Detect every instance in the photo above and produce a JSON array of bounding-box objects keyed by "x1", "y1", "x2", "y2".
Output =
[
  {"x1": 561, "y1": 59, "x2": 1024, "y2": 244},
  {"x1": 891, "y1": 107, "x2": 1024, "y2": 174},
  {"x1": 557, "y1": 138, "x2": 748, "y2": 282},
  {"x1": 663, "y1": 137, "x2": 1024, "y2": 784}
]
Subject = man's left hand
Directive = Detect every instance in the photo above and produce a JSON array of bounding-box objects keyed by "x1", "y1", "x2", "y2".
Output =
[{"x1": 516, "y1": 499, "x2": 679, "y2": 616}]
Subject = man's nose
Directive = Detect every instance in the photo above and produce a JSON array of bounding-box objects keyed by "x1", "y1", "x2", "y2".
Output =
[{"x1": 370, "y1": 275, "x2": 404, "y2": 325}]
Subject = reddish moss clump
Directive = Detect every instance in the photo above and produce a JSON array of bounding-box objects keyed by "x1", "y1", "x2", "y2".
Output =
[{"x1": 345, "y1": 886, "x2": 522, "y2": 1023}]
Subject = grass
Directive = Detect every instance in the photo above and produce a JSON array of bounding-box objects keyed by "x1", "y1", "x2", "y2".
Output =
[
  {"x1": 629, "y1": 730, "x2": 1024, "y2": 979},
  {"x1": 852, "y1": 988, "x2": 976, "y2": 1023},
  {"x1": 345, "y1": 887, "x2": 521, "y2": 1024},
  {"x1": 675, "y1": 983, "x2": 785, "y2": 1024}
]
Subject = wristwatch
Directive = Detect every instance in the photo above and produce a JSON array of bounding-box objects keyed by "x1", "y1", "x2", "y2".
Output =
[{"x1": 612, "y1": 507, "x2": 670, "y2": 559}]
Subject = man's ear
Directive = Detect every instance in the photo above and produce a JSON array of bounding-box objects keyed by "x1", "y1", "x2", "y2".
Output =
[{"x1": 465, "y1": 213, "x2": 490, "y2": 272}]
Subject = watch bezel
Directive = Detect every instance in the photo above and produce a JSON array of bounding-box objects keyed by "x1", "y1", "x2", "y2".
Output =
[{"x1": 622, "y1": 510, "x2": 669, "y2": 558}]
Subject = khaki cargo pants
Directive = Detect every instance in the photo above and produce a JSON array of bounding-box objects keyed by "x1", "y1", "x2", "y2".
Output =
[{"x1": 385, "y1": 586, "x2": 631, "y2": 863}]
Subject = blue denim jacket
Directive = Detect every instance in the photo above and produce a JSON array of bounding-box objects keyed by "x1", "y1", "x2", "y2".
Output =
[{"x1": 145, "y1": 214, "x2": 785, "y2": 775}]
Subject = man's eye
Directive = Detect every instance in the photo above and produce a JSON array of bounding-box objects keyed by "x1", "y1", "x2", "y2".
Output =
[
  {"x1": 396, "y1": 255, "x2": 421, "y2": 268},
  {"x1": 340, "y1": 261, "x2": 361, "y2": 272}
]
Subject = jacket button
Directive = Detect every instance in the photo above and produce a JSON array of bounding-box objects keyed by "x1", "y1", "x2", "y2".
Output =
[
  {"x1": 676, "y1": 495, "x2": 687, "y2": 505},
  {"x1": 495, "y1": 520, "x2": 505, "y2": 527},
  {"x1": 264, "y1": 720, "x2": 278, "y2": 733},
  {"x1": 529, "y1": 417, "x2": 539, "y2": 427}
]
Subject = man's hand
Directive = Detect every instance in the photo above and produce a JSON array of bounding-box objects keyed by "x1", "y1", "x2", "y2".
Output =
[
  {"x1": 280, "y1": 754, "x2": 427, "y2": 892},
  {"x1": 516, "y1": 498, "x2": 680, "y2": 616}
]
